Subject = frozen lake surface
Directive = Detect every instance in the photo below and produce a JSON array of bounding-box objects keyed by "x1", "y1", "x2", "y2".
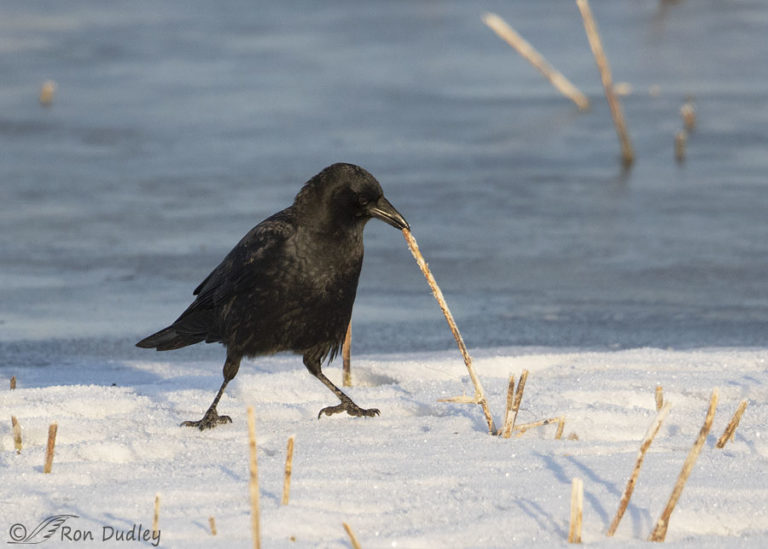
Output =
[{"x1": 2, "y1": 0, "x2": 768, "y2": 365}]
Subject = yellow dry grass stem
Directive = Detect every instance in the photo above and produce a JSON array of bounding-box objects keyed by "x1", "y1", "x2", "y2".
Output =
[{"x1": 402, "y1": 229, "x2": 496, "y2": 435}]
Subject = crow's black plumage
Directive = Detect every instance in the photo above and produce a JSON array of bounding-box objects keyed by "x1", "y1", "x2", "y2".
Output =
[{"x1": 137, "y1": 163, "x2": 409, "y2": 429}]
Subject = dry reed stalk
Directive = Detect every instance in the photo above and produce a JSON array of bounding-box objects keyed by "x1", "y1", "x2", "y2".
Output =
[
  {"x1": 247, "y1": 407, "x2": 261, "y2": 549},
  {"x1": 716, "y1": 400, "x2": 748, "y2": 449},
  {"x1": 402, "y1": 228, "x2": 495, "y2": 434},
  {"x1": 501, "y1": 375, "x2": 515, "y2": 434},
  {"x1": 569, "y1": 478, "x2": 584, "y2": 543},
  {"x1": 39, "y1": 80, "x2": 56, "y2": 106},
  {"x1": 482, "y1": 13, "x2": 589, "y2": 111},
  {"x1": 655, "y1": 385, "x2": 664, "y2": 411},
  {"x1": 681, "y1": 98, "x2": 696, "y2": 131},
  {"x1": 613, "y1": 82, "x2": 633, "y2": 96},
  {"x1": 44, "y1": 422, "x2": 57, "y2": 473},
  {"x1": 555, "y1": 417, "x2": 566, "y2": 440},
  {"x1": 208, "y1": 516, "x2": 217, "y2": 536},
  {"x1": 514, "y1": 416, "x2": 561, "y2": 438},
  {"x1": 152, "y1": 494, "x2": 160, "y2": 536},
  {"x1": 607, "y1": 402, "x2": 671, "y2": 537},
  {"x1": 12, "y1": 416, "x2": 22, "y2": 453},
  {"x1": 648, "y1": 389, "x2": 718, "y2": 542},
  {"x1": 342, "y1": 323, "x2": 352, "y2": 387},
  {"x1": 576, "y1": 0, "x2": 634, "y2": 166},
  {"x1": 502, "y1": 370, "x2": 529, "y2": 438},
  {"x1": 282, "y1": 435, "x2": 296, "y2": 505},
  {"x1": 10, "y1": 376, "x2": 16, "y2": 390},
  {"x1": 675, "y1": 130, "x2": 687, "y2": 163},
  {"x1": 342, "y1": 522, "x2": 362, "y2": 549}
]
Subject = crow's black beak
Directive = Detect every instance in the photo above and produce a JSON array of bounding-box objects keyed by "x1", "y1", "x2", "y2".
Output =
[{"x1": 369, "y1": 196, "x2": 410, "y2": 231}]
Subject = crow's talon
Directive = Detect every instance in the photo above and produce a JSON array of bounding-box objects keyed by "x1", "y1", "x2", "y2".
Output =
[
  {"x1": 181, "y1": 411, "x2": 232, "y2": 430},
  {"x1": 317, "y1": 403, "x2": 380, "y2": 419}
]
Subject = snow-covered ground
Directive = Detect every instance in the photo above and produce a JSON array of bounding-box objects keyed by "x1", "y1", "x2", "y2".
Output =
[
  {"x1": 3, "y1": 347, "x2": 767, "y2": 547},
  {"x1": 3, "y1": 1, "x2": 768, "y2": 547}
]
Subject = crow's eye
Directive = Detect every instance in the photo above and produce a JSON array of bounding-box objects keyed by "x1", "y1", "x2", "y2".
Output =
[{"x1": 357, "y1": 197, "x2": 369, "y2": 207}]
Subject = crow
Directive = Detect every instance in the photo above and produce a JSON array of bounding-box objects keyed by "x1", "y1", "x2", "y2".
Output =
[{"x1": 136, "y1": 163, "x2": 409, "y2": 429}]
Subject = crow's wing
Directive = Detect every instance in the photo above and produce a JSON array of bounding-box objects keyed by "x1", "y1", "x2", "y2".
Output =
[{"x1": 170, "y1": 208, "x2": 297, "y2": 339}]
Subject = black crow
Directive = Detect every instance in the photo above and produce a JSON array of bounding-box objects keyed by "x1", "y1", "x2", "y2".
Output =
[{"x1": 137, "y1": 163, "x2": 409, "y2": 429}]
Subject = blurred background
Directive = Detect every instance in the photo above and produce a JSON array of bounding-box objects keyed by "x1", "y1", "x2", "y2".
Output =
[{"x1": 1, "y1": 0, "x2": 767, "y2": 369}]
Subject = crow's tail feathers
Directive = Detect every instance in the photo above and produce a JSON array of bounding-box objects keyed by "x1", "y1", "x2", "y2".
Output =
[{"x1": 136, "y1": 325, "x2": 205, "y2": 351}]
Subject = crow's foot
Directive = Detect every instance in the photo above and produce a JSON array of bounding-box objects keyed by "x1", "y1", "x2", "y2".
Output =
[
  {"x1": 318, "y1": 401, "x2": 380, "y2": 419},
  {"x1": 180, "y1": 409, "x2": 232, "y2": 430}
]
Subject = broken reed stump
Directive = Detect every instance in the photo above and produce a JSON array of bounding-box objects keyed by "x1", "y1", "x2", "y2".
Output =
[
  {"x1": 675, "y1": 130, "x2": 687, "y2": 163},
  {"x1": 503, "y1": 375, "x2": 515, "y2": 428},
  {"x1": 39, "y1": 80, "x2": 56, "y2": 107},
  {"x1": 402, "y1": 228, "x2": 495, "y2": 435},
  {"x1": 246, "y1": 407, "x2": 261, "y2": 549},
  {"x1": 342, "y1": 322, "x2": 352, "y2": 387},
  {"x1": 43, "y1": 422, "x2": 57, "y2": 473},
  {"x1": 569, "y1": 478, "x2": 584, "y2": 543},
  {"x1": 152, "y1": 494, "x2": 160, "y2": 536},
  {"x1": 607, "y1": 402, "x2": 671, "y2": 537},
  {"x1": 576, "y1": 0, "x2": 634, "y2": 166},
  {"x1": 282, "y1": 435, "x2": 295, "y2": 505},
  {"x1": 11, "y1": 416, "x2": 22, "y2": 453},
  {"x1": 514, "y1": 417, "x2": 564, "y2": 438},
  {"x1": 10, "y1": 376, "x2": 16, "y2": 390},
  {"x1": 716, "y1": 399, "x2": 748, "y2": 449},
  {"x1": 501, "y1": 369, "x2": 529, "y2": 438},
  {"x1": 342, "y1": 522, "x2": 362, "y2": 549},
  {"x1": 681, "y1": 97, "x2": 696, "y2": 131},
  {"x1": 648, "y1": 389, "x2": 718, "y2": 542},
  {"x1": 555, "y1": 417, "x2": 566, "y2": 440},
  {"x1": 655, "y1": 385, "x2": 664, "y2": 411},
  {"x1": 209, "y1": 516, "x2": 217, "y2": 536},
  {"x1": 482, "y1": 12, "x2": 589, "y2": 111}
]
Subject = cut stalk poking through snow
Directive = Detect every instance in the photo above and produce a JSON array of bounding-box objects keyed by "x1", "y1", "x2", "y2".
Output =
[
  {"x1": 716, "y1": 400, "x2": 747, "y2": 449},
  {"x1": 649, "y1": 389, "x2": 718, "y2": 542},
  {"x1": 11, "y1": 416, "x2": 22, "y2": 453},
  {"x1": 342, "y1": 323, "x2": 352, "y2": 387},
  {"x1": 482, "y1": 13, "x2": 589, "y2": 111},
  {"x1": 247, "y1": 407, "x2": 261, "y2": 549},
  {"x1": 502, "y1": 370, "x2": 529, "y2": 438},
  {"x1": 343, "y1": 522, "x2": 362, "y2": 549},
  {"x1": 282, "y1": 435, "x2": 295, "y2": 505},
  {"x1": 152, "y1": 494, "x2": 160, "y2": 537},
  {"x1": 555, "y1": 417, "x2": 566, "y2": 440},
  {"x1": 607, "y1": 402, "x2": 671, "y2": 536},
  {"x1": 208, "y1": 516, "x2": 217, "y2": 536},
  {"x1": 502, "y1": 375, "x2": 516, "y2": 434},
  {"x1": 514, "y1": 417, "x2": 563, "y2": 438},
  {"x1": 44, "y1": 423, "x2": 57, "y2": 474},
  {"x1": 402, "y1": 228, "x2": 495, "y2": 435},
  {"x1": 10, "y1": 376, "x2": 16, "y2": 390},
  {"x1": 569, "y1": 478, "x2": 584, "y2": 543}
]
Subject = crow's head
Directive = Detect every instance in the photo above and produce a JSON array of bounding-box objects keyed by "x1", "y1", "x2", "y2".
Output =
[{"x1": 297, "y1": 163, "x2": 409, "y2": 232}]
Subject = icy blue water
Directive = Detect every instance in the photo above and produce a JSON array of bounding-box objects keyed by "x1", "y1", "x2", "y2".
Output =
[{"x1": 1, "y1": 1, "x2": 767, "y2": 367}]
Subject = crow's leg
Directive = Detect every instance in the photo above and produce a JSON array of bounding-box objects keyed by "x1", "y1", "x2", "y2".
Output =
[
  {"x1": 181, "y1": 354, "x2": 241, "y2": 430},
  {"x1": 303, "y1": 354, "x2": 380, "y2": 419}
]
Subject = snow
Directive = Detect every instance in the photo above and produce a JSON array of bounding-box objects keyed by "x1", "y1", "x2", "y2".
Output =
[{"x1": 3, "y1": 347, "x2": 768, "y2": 547}]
